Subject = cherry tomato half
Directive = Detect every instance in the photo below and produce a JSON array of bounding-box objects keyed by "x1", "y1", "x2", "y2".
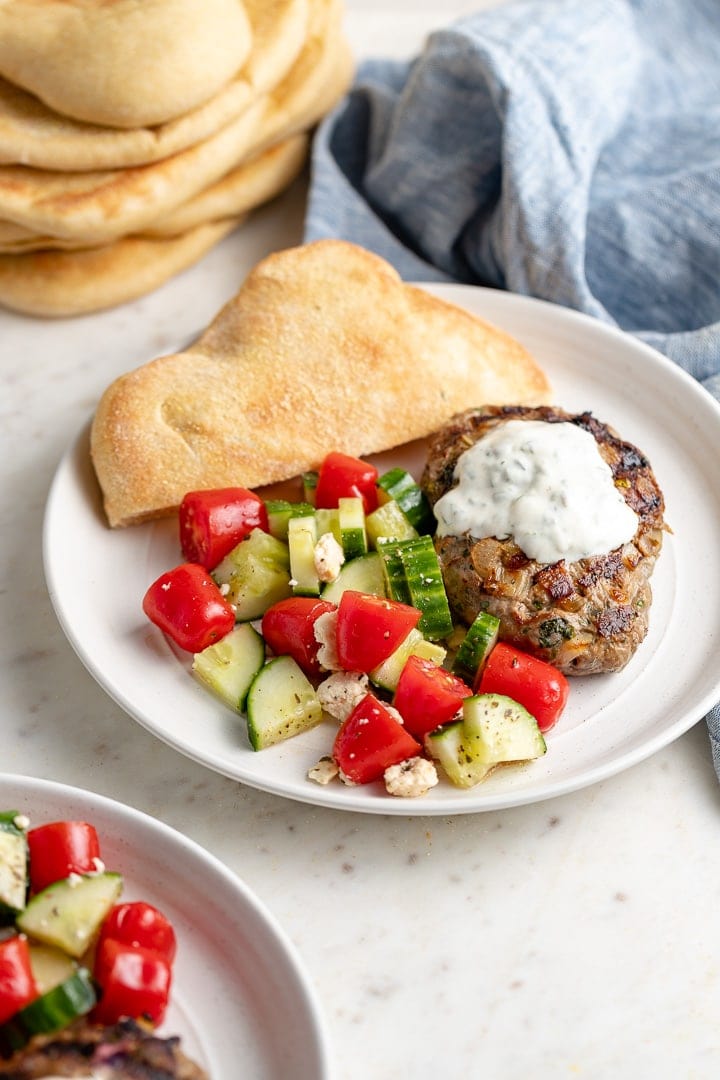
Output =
[
  {"x1": 393, "y1": 655, "x2": 473, "y2": 738},
  {"x1": 98, "y1": 902, "x2": 177, "y2": 967},
  {"x1": 261, "y1": 597, "x2": 336, "y2": 678},
  {"x1": 314, "y1": 453, "x2": 379, "y2": 515},
  {"x1": 333, "y1": 693, "x2": 421, "y2": 784},
  {"x1": 27, "y1": 821, "x2": 101, "y2": 894},
  {"x1": 476, "y1": 642, "x2": 569, "y2": 733},
  {"x1": 335, "y1": 591, "x2": 421, "y2": 673},
  {"x1": 0, "y1": 936, "x2": 38, "y2": 1025},
  {"x1": 179, "y1": 488, "x2": 268, "y2": 571},
  {"x1": 143, "y1": 562, "x2": 235, "y2": 653},
  {"x1": 93, "y1": 939, "x2": 172, "y2": 1027}
]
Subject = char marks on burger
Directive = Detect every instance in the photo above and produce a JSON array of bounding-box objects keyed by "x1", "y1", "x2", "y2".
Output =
[{"x1": 421, "y1": 405, "x2": 665, "y2": 675}]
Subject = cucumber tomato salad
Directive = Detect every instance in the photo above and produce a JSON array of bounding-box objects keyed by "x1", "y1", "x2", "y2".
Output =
[
  {"x1": 143, "y1": 452, "x2": 570, "y2": 798},
  {"x1": 0, "y1": 813, "x2": 176, "y2": 1056}
]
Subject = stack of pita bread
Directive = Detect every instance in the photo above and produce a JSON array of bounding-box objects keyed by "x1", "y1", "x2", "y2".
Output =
[{"x1": 0, "y1": 0, "x2": 353, "y2": 317}]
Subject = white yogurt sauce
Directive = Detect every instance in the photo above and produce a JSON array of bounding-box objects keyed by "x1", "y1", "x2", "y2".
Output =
[{"x1": 433, "y1": 419, "x2": 639, "y2": 564}]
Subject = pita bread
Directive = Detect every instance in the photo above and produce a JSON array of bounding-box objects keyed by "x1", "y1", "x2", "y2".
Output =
[
  {"x1": 0, "y1": 3, "x2": 349, "y2": 244},
  {"x1": 0, "y1": 218, "x2": 242, "y2": 318},
  {"x1": 0, "y1": 134, "x2": 309, "y2": 251},
  {"x1": 0, "y1": 0, "x2": 253, "y2": 128},
  {"x1": 0, "y1": 0, "x2": 311, "y2": 170},
  {"x1": 90, "y1": 240, "x2": 552, "y2": 528}
]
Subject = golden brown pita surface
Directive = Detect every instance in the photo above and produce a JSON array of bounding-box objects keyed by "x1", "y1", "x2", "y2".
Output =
[
  {"x1": 0, "y1": 0, "x2": 253, "y2": 128},
  {"x1": 0, "y1": 2, "x2": 349, "y2": 244},
  {"x1": 90, "y1": 240, "x2": 552, "y2": 528},
  {"x1": 0, "y1": 0, "x2": 311, "y2": 170}
]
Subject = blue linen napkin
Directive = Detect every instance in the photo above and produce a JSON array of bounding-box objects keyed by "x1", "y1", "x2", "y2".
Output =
[{"x1": 303, "y1": 0, "x2": 720, "y2": 773}]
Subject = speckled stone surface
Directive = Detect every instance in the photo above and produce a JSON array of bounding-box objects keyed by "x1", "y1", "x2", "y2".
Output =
[{"x1": 1, "y1": 4, "x2": 720, "y2": 1077}]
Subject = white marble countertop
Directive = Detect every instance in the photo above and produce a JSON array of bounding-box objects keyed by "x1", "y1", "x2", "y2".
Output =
[{"x1": 2, "y1": 3, "x2": 720, "y2": 1077}]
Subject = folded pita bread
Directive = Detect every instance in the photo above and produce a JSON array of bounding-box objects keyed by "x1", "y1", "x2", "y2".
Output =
[
  {"x1": 90, "y1": 240, "x2": 552, "y2": 528},
  {"x1": 0, "y1": 0, "x2": 253, "y2": 128},
  {"x1": 0, "y1": 218, "x2": 242, "y2": 318},
  {"x1": 0, "y1": 0, "x2": 311, "y2": 170},
  {"x1": 0, "y1": 134, "x2": 309, "y2": 251},
  {"x1": 0, "y1": 3, "x2": 349, "y2": 244}
]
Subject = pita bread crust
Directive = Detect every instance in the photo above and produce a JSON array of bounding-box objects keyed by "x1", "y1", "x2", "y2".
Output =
[
  {"x1": 90, "y1": 240, "x2": 552, "y2": 527},
  {"x1": 0, "y1": 0, "x2": 253, "y2": 128}
]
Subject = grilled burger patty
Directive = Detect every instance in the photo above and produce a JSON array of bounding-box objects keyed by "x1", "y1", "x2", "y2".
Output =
[
  {"x1": 421, "y1": 405, "x2": 665, "y2": 675},
  {"x1": 0, "y1": 1018, "x2": 207, "y2": 1080}
]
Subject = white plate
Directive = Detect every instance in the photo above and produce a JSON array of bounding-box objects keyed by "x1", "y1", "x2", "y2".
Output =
[
  {"x1": 43, "y1": 286, "x2": 720, "y2": 815},
  {"x1": 0, "y1": 774, "x2": 331, "y2": 1078}
]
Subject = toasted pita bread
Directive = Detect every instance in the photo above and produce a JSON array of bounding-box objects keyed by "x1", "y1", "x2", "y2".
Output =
[
  {"x1": 0, "y1": 218, "x2": 242, "y2": 318},
  {"x1": 0, "y1": 134, "x2": 308, "y2": 251},
  {"x1": 90, "y1": 240, "x2": 552, "y2": 528},
  {"x1": 0, "y1": 0, "x2": 253, "y2": 128},
  {"x1": 0, "y1": 0, "x2": 311, "y2": 170},
  {"x1": 0, "y1": 4, "x2": 349, "y2": 244}
]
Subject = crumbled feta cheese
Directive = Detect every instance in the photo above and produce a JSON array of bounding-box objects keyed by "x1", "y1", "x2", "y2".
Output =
[
  {"x1": 307, "y1": 756, "x2": 340, "y2": 785},
  {"x1": 12, "y1": 814, "x2": 29, "y2": 830},
  {"x1": 338, "y1": 768, "x2": 357, "y2": 786},
  {"x1": 314, "y1": 609, "x2": 341, "y2": 670},
  {"x1": 313, "y1": 532, "x2": 345, "y2": 583},
  {"x1": 90, "y1": 857, "x2": 106, "y2": 874},
  {"x1": 317, "y1": 671, "x2": 369, "y2": 721},
  {"x1": 67, "y1": 872, "x2": 83, "y2": 887},
  {"x1": 384, "y1": 757, "x2": 439, "y2": 798},
  {"x1": 219, "y1": 582, "x2": 230, "y2": 596}
]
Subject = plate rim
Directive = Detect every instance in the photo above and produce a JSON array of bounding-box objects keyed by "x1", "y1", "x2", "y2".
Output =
[
  {"x1": 42, "y1": 285, "x2": 720, "y2": 815},
  {"x1": 0, "y1": 771, "x2": 334, "y2": 1078}
]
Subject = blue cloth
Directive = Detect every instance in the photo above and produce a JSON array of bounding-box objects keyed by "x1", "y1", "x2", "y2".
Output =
[{"x1": 303, "y1": 0, "x2": 720, "y2": 772}]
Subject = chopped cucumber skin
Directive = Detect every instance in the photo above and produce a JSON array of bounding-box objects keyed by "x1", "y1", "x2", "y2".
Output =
[
  {"x1": 321, "y1": 552, "x2": 386, "y2": 603},
  {"x1": 381, "y1": 537, "x2": 453, "y2": 639},
  {"x1": 378, "y1": 541, "x2": 412, "y2": 604},
  {"x1": 0, "y1": 968, "x2": 95, "y2": 1056},
  {"x1": 377, "y1": 468, "x2": 434, "y2": 534},
  {"x1": 338, "y1": 497, "x2": 367, "y2": 559},
  {"x1": 17, "y1": 872, "x2": 123, "y2": 958},
  {"x1": 246, "y1": 656, "x2": 323, "y2": 750},
  {"x1": 426, "y1": 721, "x2": 494, "y2": 788},
  {"x1": 370, "y1": 628, "x2": 446, "y2": 692},
  {"x1": 265, "y1": 499, "x2": 314, "y2": 540},
  {"x1": 192, "y1": 622, "x2": 265, "y2": 711},
  {"x1": 0, "y1": 814, "x2": 28, "y2": 921},
  {"x1": 452, "y1": 612, "x2": 501, "y2": 685},
  {"x1": 463, "y1": 693, "x2": 546, "y2": 764}
]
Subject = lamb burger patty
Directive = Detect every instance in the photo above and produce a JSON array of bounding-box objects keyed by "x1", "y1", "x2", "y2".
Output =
[{"x1": 421, "y1": 405, "x2": 665, "y2": 675}]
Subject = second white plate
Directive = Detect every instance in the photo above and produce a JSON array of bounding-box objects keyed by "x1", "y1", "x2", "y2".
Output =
[{"x1": 43, "y1": 286, "x2": 720, "y2": 814}]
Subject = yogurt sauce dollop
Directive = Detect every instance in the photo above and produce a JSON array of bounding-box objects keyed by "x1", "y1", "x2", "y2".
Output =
[{"x1": 433, "y1": 419, "x2": 639, "y2": 565}]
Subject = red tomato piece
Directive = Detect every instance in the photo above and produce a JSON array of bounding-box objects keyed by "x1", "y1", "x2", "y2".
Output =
[
  {"x1": 142, "y1": 562, "x2": 235, "y2": 653},
  {"x1": 93, "y1": 939, "x2": 172, "y2": 1027},
  {"x1": 333, "y1": 693, "x2": 421, "y2": 784},
  {"x1": 314, "y1": 452, "x2": 379, "y2": 514},
  {"x1": 335, "y1": 591, "x2": 421, "y2": 673},
  {"x1": 393, "y1": 655, "x2": 473, "y2": 738},
  {"x1": 98, "y1": 902, "x2": 177, "y2": 966},
  {"x1": 476, "y1": 642, "x2": 569, "y2": 732},
  {"x1": 0, "y1": 936, "x2": 38, "y2": 1025},
  {"x1": 27, "y1": 821, "x2": 101, "y2": 894},
  {"x1": 261, "y1": 597, "x2": 336, "y2": 677},
  {"x1": 179, "y1": 488, "x2": 268, "y2": 571}
]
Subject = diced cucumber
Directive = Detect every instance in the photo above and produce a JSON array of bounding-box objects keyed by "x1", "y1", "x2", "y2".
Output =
[
  {"x1": 246, "y1": 656, "x2": 323, "y2": 750},
  {"x1": 365, "y1": 500, "x2": 418, "y2": 548},
  {"x1": 288, "y1": 515, "x2": 320, "y2": 596},
  {"x1": 264, "y1": 499, "x2": 314, "y2": 540},
  {"x1": 192, "y1": 622, "x2": 265, "y2": 711},
  {"x1": 321, "y1": 552, "x2": 386, "y2": 603},
  {"x1": 0, "y1": 968, "x2": 95, "y2": 1056},
  {"x1": 0, "y1": 812, "x2": 27, "y2": 921},
  {"x1": 452, "y1": 612, "x2": 501, "y2": 685},
  {"x1": 378, "y1": 540, "x2": 412, "y2": 605},
  {"x1": 338, "y1": 497, "x2": 367, "y2": 559},
  {"x1": 28, "y1": 944, "x2": 77, "y2": 995},
  {"x1": 370, "y1": 628, "x2": 446, "y2": 692},
  {"x1": 425, "y1": 720, "x2": 494, "y2": 788},
  {"x1": 383, "y1": 536, "x2": 453, "y2": 640},
  {"x1": 303, "y1": 470, "x2": 319, "y2": 506},
  {"x1": 214, "y1": 528, "x2": 292, "y2": 620},
  {"x1": 17, "y1": 872, "x2": 123, "y2": 958},
  {"x1": 463, "y1": 693, "x2": 546, "y2": 765},
  {"x1": 314, "y1": 507, "x2": 342, "y2": 545},
  {"x1": 377, "y1": 467, "x2": 434, "y2": 534}
]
